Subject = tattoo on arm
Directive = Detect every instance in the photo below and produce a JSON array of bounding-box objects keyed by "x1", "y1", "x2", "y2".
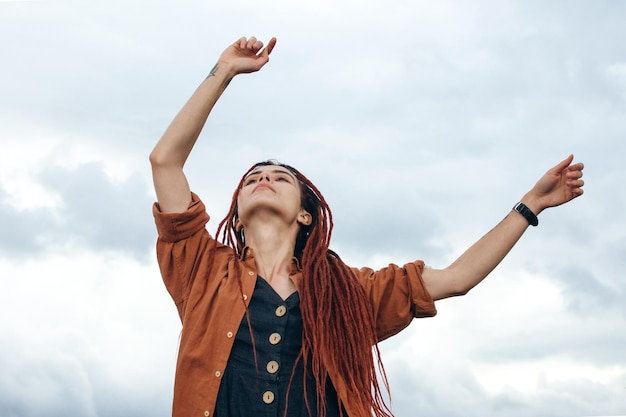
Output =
[
  {"x1": 207, "y1": 63, "x2": 219, "y2": 79},
  {"x1": 207, "y1": 62, "x2": 233, "y2": 87}
]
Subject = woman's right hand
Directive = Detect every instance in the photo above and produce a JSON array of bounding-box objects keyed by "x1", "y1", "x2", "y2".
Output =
[{"x1": 218, "y1": 36, "x2": 277, "y2": 76}]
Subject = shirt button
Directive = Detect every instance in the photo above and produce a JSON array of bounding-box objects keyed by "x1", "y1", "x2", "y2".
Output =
[
  {"x1": 263, "y1": 391, "x2": 275, "y2": 404},
  {"x1": 275, "y1": 305, "x2": 287, "y2": 317},
  {"x1": 248, "y1": 271, "x2": 255, "y2": 276},
  {"x1": 266, "y1": 360, "x2": 279, "y2": 374},
  {"x1": 204, "y1": 412, "x2": 210, "y2": 417},
  {"x1": 269, "y1": 333, "x2": 282, "y2": 345},
  {"x1": 227, "y1": 331, "x2": 233, "y2": 338},
  {"x1": 215, "y1": 371, "x2": 221, "y2": 378}
]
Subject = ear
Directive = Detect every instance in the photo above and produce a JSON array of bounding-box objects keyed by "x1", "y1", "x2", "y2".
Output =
[{"x1": 297, "y1": 210, "x2": 312, "y2": 226}]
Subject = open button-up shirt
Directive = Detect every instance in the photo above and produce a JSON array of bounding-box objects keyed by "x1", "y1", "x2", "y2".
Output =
[{"x1": 153, "y1": 193, "x2": 437, "y2": 417}]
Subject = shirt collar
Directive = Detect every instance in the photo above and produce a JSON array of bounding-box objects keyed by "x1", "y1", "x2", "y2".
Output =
[{"x1": 239, "y1": 246, "x2": 302, "y2": 272}]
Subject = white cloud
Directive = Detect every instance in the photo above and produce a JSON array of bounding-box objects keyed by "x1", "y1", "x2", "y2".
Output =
[{"x1": 0, "y1": 253, "x2": 179, "y2": 416}]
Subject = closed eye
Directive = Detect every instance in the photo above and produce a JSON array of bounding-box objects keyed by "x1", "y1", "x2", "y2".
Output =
[
  {"x1": 243, "y1": 169, "x2": 296, "y2": 187},
  {"x1": 243, "y1": 176, "x2": 258, "y2": 186}
]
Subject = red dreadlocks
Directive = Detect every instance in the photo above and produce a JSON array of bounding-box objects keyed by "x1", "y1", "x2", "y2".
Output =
[{"x1": 215, "y1": 161, "x2": 393, "y2": 417}]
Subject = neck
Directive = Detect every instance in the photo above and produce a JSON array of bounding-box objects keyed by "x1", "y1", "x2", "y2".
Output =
[{"x1": 243, "y1": 219, "x2": 298, "y2": 284}]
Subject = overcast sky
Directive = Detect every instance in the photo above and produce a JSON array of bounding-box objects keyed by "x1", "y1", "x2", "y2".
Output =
[{"x1": 1, "y1": 0, "x2": 625, "y2": 416}]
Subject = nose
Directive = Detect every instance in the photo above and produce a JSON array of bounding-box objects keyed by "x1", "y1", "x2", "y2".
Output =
[{"x1": 258, "y1": 173, "x2": 271, "y2": 182}]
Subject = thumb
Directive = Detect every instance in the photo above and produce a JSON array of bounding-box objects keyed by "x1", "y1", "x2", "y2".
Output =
[
  {"x1": 260, "y1": 37, "x2": 277, "y2": 58},
  {"x1": 550, "y1": 154, "x2": 574, "y2": 174}
]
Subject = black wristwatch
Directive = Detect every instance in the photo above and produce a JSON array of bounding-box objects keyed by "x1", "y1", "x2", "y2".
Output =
[{"x1": 513, "y1": 202, "x2": 539, "y2": 226}]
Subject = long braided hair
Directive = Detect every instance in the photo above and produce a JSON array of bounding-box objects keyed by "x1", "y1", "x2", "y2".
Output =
[{"x1": 215, "y1": 160, "x2": 393, "y2": 417}]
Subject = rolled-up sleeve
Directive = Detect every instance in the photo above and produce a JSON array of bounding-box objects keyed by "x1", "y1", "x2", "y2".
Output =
[
  {"x1": 153, "y1": 193, "x2": 212, "y2": 319},
  {"x1": 354, "y1": 260, "x2": 437, "y2": 341},
  {"x1": 153, "y1": 193, "x2": 210, "y2": 242}
]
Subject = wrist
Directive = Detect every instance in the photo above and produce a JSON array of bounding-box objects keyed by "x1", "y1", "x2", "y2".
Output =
[
  {"x1": 520, "y1": 192, "x2": 543, "y2": 215},
  {"x1": 513, "y1": 201, "x2": 538, "y2": 226},
  {"x1": 206, "y1": 61, "x2": 237, "y2": 84}
]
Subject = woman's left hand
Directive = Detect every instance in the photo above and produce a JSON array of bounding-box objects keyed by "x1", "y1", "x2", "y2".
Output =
[{"x1": 524, "y1": 154, "x2": 585, "y2": 214}]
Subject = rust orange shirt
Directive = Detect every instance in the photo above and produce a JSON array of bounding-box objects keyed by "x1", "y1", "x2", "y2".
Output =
[{"x1": 153, "y1": 193, "x2": 437, "y2": 417}]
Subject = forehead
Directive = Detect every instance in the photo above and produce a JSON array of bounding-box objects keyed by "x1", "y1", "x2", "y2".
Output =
[{"x1": 246, "y1": 165, "x2": 297, "y2": 179}]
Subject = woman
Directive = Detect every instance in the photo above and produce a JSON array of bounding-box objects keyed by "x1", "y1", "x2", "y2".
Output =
[{"x1": 150, "y1": 36, "x2": 585, "y2": 417}]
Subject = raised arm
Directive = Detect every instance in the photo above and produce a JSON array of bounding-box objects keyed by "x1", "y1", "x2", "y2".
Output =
[
  {"x1": 422, "y1": 155, "x2": 585, "y2": 301},
  {"x1": 149, "y1": 36, "x2": 277, "y2": 213}
]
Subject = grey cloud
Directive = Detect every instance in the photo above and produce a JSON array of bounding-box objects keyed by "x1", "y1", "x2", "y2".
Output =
[
  {"x1": 552, "y1": 265, "x2": 624, "y2": 316},
  {"x1": 0, "y1": 189, "x2": 49, "y2": 255},
  {"x1": 384, "y1": 354, "x2": 626, "y2": 417},
  {"x1": 330, "y1": 188, "x2": 448, "y2": 264},
  {"x1": 38, "y1": 162, "x2": 155, "y2": 256},
  {"x1": 472, "y1": 320, "x2": 626, "y2": 367},
  {"x1": 0, "y1": 162, "x2": 155, "y2": 261},
  {"x1": 0, "y1": 336, "x2": 171, "y2": 417},
  {"x1": 466, "y1": 264, "x2": 626, "y2": 366},
  {"x1": 0, "y1": 356, "x2": 98, "y2": 417}
]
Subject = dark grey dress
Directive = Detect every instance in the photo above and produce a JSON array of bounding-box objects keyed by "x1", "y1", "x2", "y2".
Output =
[{"x1": 214, "y1": 276, "x2": 343, "y2": 417}]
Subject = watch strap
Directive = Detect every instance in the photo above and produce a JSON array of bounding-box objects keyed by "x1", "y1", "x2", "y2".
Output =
[{"x1": 513, "y1": 202, "x2": 539, "y2": 226}]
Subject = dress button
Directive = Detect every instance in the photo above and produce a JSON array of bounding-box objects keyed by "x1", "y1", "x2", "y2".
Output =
[
  {"x1": 266, "y1": 360, "x2": 279, "y2": 374},
  {"x1": 215, "y1": 371, "x2": 221, "y2": 378},
  {"x1": 248, "y1": 271, "x2": 255, "y2": 276},
  {"x1": 269, "y1": 333, "x2": 282, "y2": 345},
  {"x1": 275, "y1": 305, "x2": 287, "y2": 317},
  {"x1": 227, "y1": 331, "x2": 233, "y2": 338},
  {"x1": 242, "y1": 294, "x2": 248, "y2": 301},
  {"x1": 263, "y1": 391, "x2": 275, "y2": 404},
  {"x1": 204, "y1": 411, "x2": 210, "y2": 417}
]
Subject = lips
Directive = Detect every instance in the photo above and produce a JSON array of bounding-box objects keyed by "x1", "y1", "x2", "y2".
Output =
[{"x1": 253, "y1": 183, "x2": 275, "y2": 193}]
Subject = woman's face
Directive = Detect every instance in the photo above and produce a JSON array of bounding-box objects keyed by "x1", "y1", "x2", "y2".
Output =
[{"x1": 236, "y1": 165, "x2": 311, "y2": 228}]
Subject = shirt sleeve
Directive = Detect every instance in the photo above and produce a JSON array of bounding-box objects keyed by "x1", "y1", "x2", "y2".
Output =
[
  {"x1": 153, "y1": 192, "x2": 212, "y2": 319},
  {"x1": 353, "y1": 260, "x2": 437, "y2": 341}
]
